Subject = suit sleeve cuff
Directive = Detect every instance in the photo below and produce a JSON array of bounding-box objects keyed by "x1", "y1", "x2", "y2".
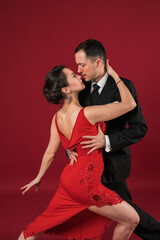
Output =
[{"x1": 105, "y1": 135, "x2": 112, "y2": 152}]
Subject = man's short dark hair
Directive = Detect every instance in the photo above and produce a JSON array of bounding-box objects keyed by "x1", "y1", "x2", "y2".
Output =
[{"x1": 75, "y1": 39, "x2": 106, "y2": 64}]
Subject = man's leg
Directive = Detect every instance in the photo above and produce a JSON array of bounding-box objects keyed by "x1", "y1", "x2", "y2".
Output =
[{"x1": 104, "y1": 180, "x2": 160, "y2": 240}]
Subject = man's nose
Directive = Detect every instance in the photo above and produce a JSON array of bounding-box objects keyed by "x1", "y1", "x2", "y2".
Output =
[{"x1": 77, "y1": 65, "x2": 82, "y2": 73}]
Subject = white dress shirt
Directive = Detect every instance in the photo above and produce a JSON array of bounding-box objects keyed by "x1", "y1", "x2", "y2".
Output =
[{"x1": 91, "y1": 72, "x2": 111, "y2": 152}]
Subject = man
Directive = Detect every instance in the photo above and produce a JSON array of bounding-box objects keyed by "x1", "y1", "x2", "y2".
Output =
[{"x1": 68, "y1": 39, "x2": 160, "y2": 239}]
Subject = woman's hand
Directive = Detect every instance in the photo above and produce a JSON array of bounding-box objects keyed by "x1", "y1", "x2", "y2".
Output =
[
  {"x1": 107, "y1": 59, "x2": 118, "y2": 80},
  {"x1": 20, "y1": 177, "x2": 41, "y2": 195},
  {"x1": 67, "y1": 149, "x2": 78, "y2": 166}
]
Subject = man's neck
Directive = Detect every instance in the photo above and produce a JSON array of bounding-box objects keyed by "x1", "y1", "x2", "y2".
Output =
[{"x1": 94, "y1": 71, "x2": 107, "y2": 83}]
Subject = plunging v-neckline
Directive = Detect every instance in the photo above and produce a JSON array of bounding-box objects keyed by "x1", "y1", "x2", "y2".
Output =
[{"x1": 55, "y1": 107, "x2": 84, "y2": 143}]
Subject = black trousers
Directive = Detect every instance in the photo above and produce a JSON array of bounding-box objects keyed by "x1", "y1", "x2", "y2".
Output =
[{"x1": 104, "y1": 180, "x2": 160, "y2": 240}]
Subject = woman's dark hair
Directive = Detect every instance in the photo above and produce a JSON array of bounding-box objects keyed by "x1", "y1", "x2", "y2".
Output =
[
  {"x1": 75, "y1": 39, "x2": 106, "y2": 64},
  {"x1": 43, "y1": 65, "x2": 68, "y2": 104}
]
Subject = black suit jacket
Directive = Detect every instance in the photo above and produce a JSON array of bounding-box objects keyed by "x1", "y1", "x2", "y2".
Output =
[{"x1": 79, "y1": 75, "x2": 148, "y2": 184}]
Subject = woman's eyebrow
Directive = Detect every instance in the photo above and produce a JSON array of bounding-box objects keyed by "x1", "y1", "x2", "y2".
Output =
[{"x1": 71, "y1": 72, "x2": 75, "y2": 76}]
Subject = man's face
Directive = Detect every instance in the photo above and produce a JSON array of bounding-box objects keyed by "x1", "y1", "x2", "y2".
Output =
[{"x1": 75, "y1": 50, "x2": 98, "y2": 82}]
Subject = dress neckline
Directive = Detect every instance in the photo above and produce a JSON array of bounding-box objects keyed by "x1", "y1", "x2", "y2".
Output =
[{"x1": 55, "y1": 107, "x2": 85, "y2": 143}]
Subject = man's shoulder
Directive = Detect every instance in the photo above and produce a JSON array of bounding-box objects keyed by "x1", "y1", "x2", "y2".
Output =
[
  {"x1": 119, "y1": 76, "x2": 134, "y2": 89},
  {"x1": 108, "y1": 75, "x2": 134, "y2": 90},
  {"x1": 120, "y1": 76, "x2": 132, "y2": 83}
]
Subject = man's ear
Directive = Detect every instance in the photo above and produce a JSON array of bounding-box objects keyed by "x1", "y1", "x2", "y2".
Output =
[
  {"x1": 61, "y1": 86, "x2": 70, "y2": 94},
  {"x1": 95, "y1": 59, "x2": 103, "y2": 68}
]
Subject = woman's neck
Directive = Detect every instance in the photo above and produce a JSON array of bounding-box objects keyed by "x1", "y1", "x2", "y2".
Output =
[{"x1": 61, "y1": 93, "x2": 81, "y2": 111}]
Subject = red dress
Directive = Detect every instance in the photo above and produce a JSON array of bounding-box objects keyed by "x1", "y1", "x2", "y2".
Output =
[{"x1": 23, "y1": 107, "x2": 123, "y2": 240}]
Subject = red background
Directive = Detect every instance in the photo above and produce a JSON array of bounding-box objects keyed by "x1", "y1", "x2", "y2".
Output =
[{"x1": 1, "y1": 0, "x2": 160, "y2": 239}]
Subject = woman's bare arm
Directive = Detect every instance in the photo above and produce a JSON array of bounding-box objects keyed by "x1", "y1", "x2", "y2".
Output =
[
  {"x1": 85, "y1": 60, "x2": 137, "y2": 124},
  {"x1": 21, "y1": 115, "x2": 61, "y2": 194}
]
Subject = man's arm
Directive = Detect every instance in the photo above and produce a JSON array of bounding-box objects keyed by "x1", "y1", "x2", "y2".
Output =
[{"x1": 108, "y1": 80, "x2": 148, "y2": 151}]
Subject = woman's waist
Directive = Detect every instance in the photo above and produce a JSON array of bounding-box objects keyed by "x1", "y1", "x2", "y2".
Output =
[
  {"x1": 75, "y1": 145, "x2": 103, "y2": 157},
  {"x1": 63, "y1": 153, "x2": 104, "y2": 170},
  {"x1": 70, "y1": 152, "x2": 104, "y2": 171}
]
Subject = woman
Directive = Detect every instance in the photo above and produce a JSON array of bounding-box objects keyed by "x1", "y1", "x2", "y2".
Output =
[{"x1": 18, "y1": 60, "x2": 139, "y2": 240}]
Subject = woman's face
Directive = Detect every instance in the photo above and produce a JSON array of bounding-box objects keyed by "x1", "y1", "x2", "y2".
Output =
[{"x1": 63, "y1": 68, "x2": 85, "y2": 94}]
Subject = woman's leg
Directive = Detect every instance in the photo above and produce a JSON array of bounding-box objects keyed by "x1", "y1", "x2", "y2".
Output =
[
  {"x1": 17, "y1": 231, "x2": 43, "y2": 240},
  {"x1": 88, "y1": 200, "x2": 140, "y2": 240}
]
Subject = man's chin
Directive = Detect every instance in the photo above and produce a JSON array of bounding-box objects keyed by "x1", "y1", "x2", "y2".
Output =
[{"x1": 83, "y1": 76, "x2": 90, "y2": 82}]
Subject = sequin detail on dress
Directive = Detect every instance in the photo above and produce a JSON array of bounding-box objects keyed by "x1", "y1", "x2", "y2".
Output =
[{"x1": 83, "y1": 154, "x2": 122, "y2": 207}]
